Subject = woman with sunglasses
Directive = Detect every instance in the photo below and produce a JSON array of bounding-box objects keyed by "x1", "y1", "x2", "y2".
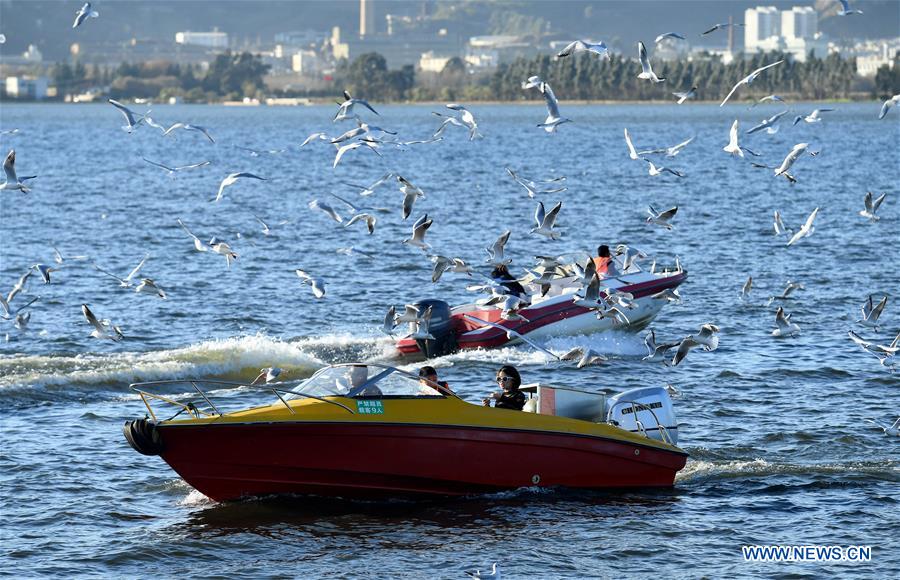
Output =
[{"x1": 482, "y1": 365, "x2": 526, "y2": 410}]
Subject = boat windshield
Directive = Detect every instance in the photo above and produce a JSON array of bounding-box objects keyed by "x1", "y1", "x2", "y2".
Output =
[{"x1": 287, "y1": 365, "x2": 439, "y2": 399}]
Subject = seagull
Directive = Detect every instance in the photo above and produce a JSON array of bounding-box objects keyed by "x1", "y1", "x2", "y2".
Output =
[
  {"x1": 531, "y1": 201, "x2": 563, "y2": 239},
  {"x1": 32, "y1": 263, "x2": 58, "y2": 284},
  {"x1": 624, "y1": 128, "x2": 642, "y2": 160},
  {"x1": 702, "y1": 22, "x2": 744, "y2": 35},
  {"x1": 462, "y1": 314, "x2": 560, "y2": 360},
  {"x1": 506, "y1": 168, "x2": 567, "y2": 198},
  {"x1": 849, "y1": 330, "x2": 900, "y2": 363},
  {"x1": 141, "y1": 157, "x2": 210, "y2": 175},
  {"x1": 300, "y1": 131, "x2": 330, "y2": 147},
  {"x1": 740, "y1": 276, "x2": 753, "y2": 300},
  {"x1": 770, "y1": 280, "x2": 805, "y2": 302},
  {"x1": 536, "y1": 82, "x2": 571, "y2": 132},
  {"x1": 643, "y1": 329, "x2": 680, "y2": 364},
  {"x1": 342, "y1": 172, "x2": 393, "y2": 196},
  {"x1": 51, "y1": 246, "x2": 85, "y2": 265},
  {"x1": 1, "y1": 149, "x2": 35, "y2": 193},
  {"x1": 772, "y1": 306, "x2": 800, "y2": 337},
  {"x1": 793, "y1": 108, "x2": 834, "y2": 124},
  {"x1": 107, "y1": 99, "x2": 146, "y2": 132},
  {"x1": 93, "y1": 254, "x2": 149, "y2": 288},
  {"x1": 859, "y1": 191, "x2": 886, "y2": 222},
  {"x1": 672, "y1": 86, "x2": 697, "y2": 104},
  {"x1": 163, "y1": 123, "x2": 215, "y2": 143},
  {"x1": 176, "y1": 219, "x2": 210, "y2": 253},
  {"x1": 786, "y1": 207, "x2": 819, "y2": 246},
  {"x1": 878, "y1": 94, "x2": 900, "y2": 119},
  {"x1": 308, "y1": 199, "x2": 344, "y2": 224},
  {"x1": 394, "y1": 304, "x2": 421, "y2": 324},
  {"x1": 858, "y1": 295, "x2": 887, "y2": 330},
  {"x1": 774, "y1": 143, "x2": 810, "y2": 179},
  {"x1": 251, "y1": 367, "x2": 282, "y2": 385},
  {"x1": 330, "y1": 119, "x2": 397, "y2": 144},
  {"x1": 521, "y1": 75, "x2": 543, "y2": 90},
  {"x1": 431, "y1": 255, "x2": 473, "y2": 283},
  {"x1": 637, "y1": 41, "x2": 665, "y2": 83},
  {"x1": 747, "y1": 110, "x2": 788, "y2": 134},
  {"x1": 403, "y1": 214, "x2": 433, "y2": 251},
  {"x1": 485, "y1": 230, "x2": 512, "y2": 266},
  {"x1": 214, "y1": 172, "x2": 266, "y2": 202},
  {"x1": 837, "y1": 0, "x2": 863, "y2": 15},
  {"x1": 0, "y1": 295, "x2": 38, "y2": 322},
  {"x1": 643, "y1": 159, "x2": 684, "y2": 177},
  {"x1": 431, "y1": 113, "x2": 465, "y2": 138},
  {"x1": 557, "y1": 40, "x2": 610, "y2": 60},
  {"x1": 13, "y1": 311, "x2": 31, "y2": 331},
  {"x1": 672, "y1": 324, "x2": 720, "y2": 366},
  {"x1": 345, "y1": 212, "x2": 376, "y2": 234},
  {"x1": 333, "y1": 139, "x2": 382, "y2": 168},
  {"x1": 135, "y1": 278, "x2": 166, "y2": 299},
  {"x1": 652, "y1": 287, "x2": 683, "y2": 304},
  {"x1": 82, "y1": 304, "x2": 124, "y2": 341},
  {"x1": 750, "y1": 94, "x2": 786, "y2": 108},
  {"x1": 865, "y1": 418, "x2": 899, "y2": 437},
  {"x1": 333, "y1": 90, "x2": 380, "y2": 122},
  {"x1": 397, "y1": 175, "x2": 425, "y2": 219},
  {"x1": 655, "y1": 32, "x2": 686, "y2": 43},
  {"x1": 336, "y1": 246, "x2": 376, "y2": 259},
  {"x1": 72, "y1": 2, "x2": 99, "y2": 28},
  {"x1": 723, "y1": 120, "x2": 743, "y2": 157},
  {"x1": 641, "y1": 137, "x2": 695, "y2": 158},
  {"x1": 445, "y1": 103, "x2": 482, "y2": 140},
  {"x1": 407, "y1": 305, "x2": 435, "y2": 340},
  {"x1": 719, "y1": 60, "x2": 784, "y2": 107},
  {"x1": 646, "y1": 205, "x2": 678, "y2": 230},
  {"x1": 561, "y1": 346, "x2": 608, "y2": 368},
  {"x1": 465, "y1": 563, "x2": 500, "y2": 580},
  {"x1": 773, "y1": 210, "x2": 792, "y2": 236},
  {"x1": 295, "y1": 269, "x2": 325, "y2": 298},
  {"x1": 381, "y1": 305, "x2": 397, "y2": 336},
  {"x1": 209, "y1": 238, "x2": 238, "y2": 268}
]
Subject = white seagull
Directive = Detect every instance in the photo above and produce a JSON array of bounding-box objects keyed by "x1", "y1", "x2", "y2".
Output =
[
  {"x1": 859, "y1": 191, "x2": 886, "y2": 222},
  {"x1": 295, "y1": 269, "x2": 326, "y2": 298},
  {"x1": 878, "y1": 94, "x2": 900, "y2": 119},
  {"x1": 637, "y1": 41, "x2": 665, "y2": 83},
  {"x1": 865, "y1": 418, "x2": 899, "y2": 437},
  {"x1": 786, "y1": 207, "x2": 819, "y2": 247},
  {"x1": 73, "y1": 2, "x2": 99, "y2": 28},
  {"x1": 837, "y1": 0, "x2": 863, "y2": 15},
  {"x1": 163, "y1": 123, "x2": 215, "y2": 143},
  {"x1": 561, "y1": 346, "x2": 608, "y2": 368},
  {"x1": 793, "y1": 108, "x2": 834, "y2": 125},
  {"x1": 1, "y1": 149, "x2": 36, "y2": 193},
  {"x1": 82, "y1": 304, "x2": 124, "y2": 341},
  {"x1": 858, "y1": 295, "x2": 887, "y2": 330},
  {"x1": 397, "y1": 175, "x2": 425, "y2": 220},
  {"x1": 740, "y1": 276, "x2": 753, "y2": 300},
  {"x1": 772, "y1": 306, "x2": 800, "y2": 337},
  {"x1": 135, "y1": 278, "x2": 166, "y2": 300},
  {"x1": 774, "y1": 143, "x2": 810, "y2": 180},
  {"x1": 557, "y1": 40, "x2": 610, "y2": 60},
  {"x1": 107, "y1": 99, "x2": 146, "y2": 133},
  {"x1": 93, "y1": 254, "x2": 148, "y2": 288},
  {"x1": 655, "y1": 32, "x2": 686, "y2": 43},
  {"x1": 251, "y1": 367, "x2": 283, "y2": 385},
  {"x1": 723, "y1": 120, "x2": 743, "y2": 157},
  {"x1": 773, "y1": 210, "x2": 792, "y2": 236},
  {"x1": 746, "y1": 110, "x2": 788, "y2": 134},
  {"x1": 345, "y1": 213, "x2": 376, "y2": 234},
  {"x1": 403, "y1": 214, "x2": 433, "y2": 251},
  {"x1": 176, "y1": 219, "x2": 210, "y2": 253},
  {"x1": 646, "y1": 205, "x2": 678, "y2": 230},
  {"x1": 214, "y1": 172, "x2": 267, "y2": 202},
  {"x1": 333, "y1": 90, "x2": 380, "y2": 122},
  {"x1": 536, "y1": 82, "x2": 571, "y2": 132},
  {"x1": 142, "y1": 157, "x2": 210, "y2": 175},
  {"x1": 701, "y1": 22, "x2": 744, "y2": 35},
  {"x1": 333, "y1": 139, "x2": 382, "y2": 168},
  {"x1": 341, "y1": 172, "x2": 393, "y2": 196},
  {"x1": 719, "y1": 60, "x2": 784, "y2": 107},
  {"x1": 531, "y1": 201, "x2": 563, "y2": 239},
  {"x1": 672, "y1": 86, "x2": 697, "y2": 104},
  {"x1": 485, "y1": 230, "x2": 512, "y2": 266},
  {"x1": 643, "y1": 159, "x2": 685, "y2": 178},
  {"x1": 672, "y1": 323, "x2": 720, "y2": 366},
  {"x1": 308, "y1": 199, "x2": 344, "y2": 224},
  {"x1": 506, "y1": 167, "x2": 566, "y2": 198}
]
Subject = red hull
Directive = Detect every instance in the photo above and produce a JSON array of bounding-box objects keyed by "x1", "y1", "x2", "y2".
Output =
[
  {"x1": 157, "y1": 422, "x2": 688, "y2": 501},
  {"x1": 397, "y1": 272, "x2": 687, "y2": 356}
]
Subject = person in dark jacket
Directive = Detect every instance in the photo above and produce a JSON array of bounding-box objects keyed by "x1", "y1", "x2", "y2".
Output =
[
  {"x1": 482, "y1": 365, "x2": 527, "y2": 410},
  {"x1": 418, "y1": 365, "x2": 452, "y2": 395},
  {"x1": 490, "y1": 264, "x2": 527, "y2": 298}
]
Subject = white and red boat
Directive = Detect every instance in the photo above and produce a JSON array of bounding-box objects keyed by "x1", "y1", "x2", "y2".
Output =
[{"x1": 397, "y1": 268, "x2": 687, "y2": 358}]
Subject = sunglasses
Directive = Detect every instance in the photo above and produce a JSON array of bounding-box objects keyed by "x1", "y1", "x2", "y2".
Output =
[{"x1": 496, "y1": 376, "x2": 514, "y2": 384}]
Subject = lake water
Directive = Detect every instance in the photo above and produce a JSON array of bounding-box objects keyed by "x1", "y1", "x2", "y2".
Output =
[{"x1": 0, "y1": 101, "x2": 897, "y2": 578}]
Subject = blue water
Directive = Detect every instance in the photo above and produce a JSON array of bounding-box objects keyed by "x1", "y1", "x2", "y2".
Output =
[{"x1": 1, "y1": 102, "x2": 898, "y2": 578}]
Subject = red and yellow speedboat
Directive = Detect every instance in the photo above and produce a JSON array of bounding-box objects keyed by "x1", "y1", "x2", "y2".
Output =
[{"x1": 124, "y1": 364, "x2": 687, "y2": 501}]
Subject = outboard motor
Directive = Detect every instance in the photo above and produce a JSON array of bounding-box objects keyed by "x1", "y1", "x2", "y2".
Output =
[
  {"x1": 413, "y1": 299, "x2": 457, "y2": 358},
  {"x1": 606, "y1": 386, "x2": 679, "y2": 445}
]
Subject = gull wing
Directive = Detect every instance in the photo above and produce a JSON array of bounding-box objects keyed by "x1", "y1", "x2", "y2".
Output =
[
  {"x1": 3, "y1": 149, "x2": 17, "y2": 182},
  {"x1": 719, "y1": 79, "x2": 743, "y2": 107},
  {"x1": 544, "y1": 201, "x2": 563, "y2": 228},
  {"x1": 462, "y1": 314, "x2": 560, "y2": 360},
  {"x1": 540, "y1": 83, "x2": 562, "y2": 118},
  {"x1": 638, "y1": 41, "x2": 651, "y2": 74},
  {"x1": 142, "y1": 157, "x2": 174, "y2": 172},
  {"x1": 124, "y1": 254, "x2": 149, "y2": 283},
  {"x1": 624, "y1": 128, "x2": 639, "y2": 159},
  {"x1": 534, "y1": 201, "x2": 546, "y2": 228}
]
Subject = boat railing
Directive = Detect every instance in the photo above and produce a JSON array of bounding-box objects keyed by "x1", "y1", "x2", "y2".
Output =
[
  {"x1": 607, "y1": 399, "x2": 676, "y2": 446},
  {"x1": 129, "y1": 379, "x2": 355, "y2": 422}
]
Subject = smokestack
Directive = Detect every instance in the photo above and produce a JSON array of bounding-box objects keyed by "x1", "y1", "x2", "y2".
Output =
[{"x1": 727, "y1": 14, "x2": 734, "y2": 53}]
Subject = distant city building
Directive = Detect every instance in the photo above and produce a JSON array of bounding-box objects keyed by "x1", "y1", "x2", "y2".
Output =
[
  {"x1": 854, "y1": 42, "x2": 897, "y2": 76},
  {"x1": 465, "y1": 35, "x2": 537, "y2": 68},
  {"x1": 360, "y1": 0, "x2": 376, "y2": 38},
  {"x1": 781, "y1": 6, "x2": 817, "y2": 41},
  {"x1": 292, "y1": 50, "x2": 321, "y2": 75},
  {"x1": 745, "y1": 6, "x2": 781, "y2": 52},
  {"x1": 744, "y1": 5, "x2": 826, "y2": 62},
  {"x1": 5, "y1": 76, "x2": 48, "y2": 99},
  {"x1": 418, "y1": 51, "x2": 452, "y2": 73},
  {"x1": 175, "y1": 30, "x2": 229, "y2": 49},
  {"x1": 274, "y1": 30, "x2": 329, "y2": 49},
  {"x1": 0, "y1": 44, "x2": 43, "y2": 66}
]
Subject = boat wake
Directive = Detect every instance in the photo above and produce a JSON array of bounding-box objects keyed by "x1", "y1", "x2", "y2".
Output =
[{"x1": 676, "y1": 457, "x2": 898, "y2": 485}]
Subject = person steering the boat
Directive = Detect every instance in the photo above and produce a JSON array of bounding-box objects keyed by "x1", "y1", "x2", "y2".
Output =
[
  {"x1": 482, "y1": 365, "x2": 527, "y2": 410},
  {"x1": 593, "y1": 245, "x2": 619, "y2": 278},
  {"x1": 490, "y1": 264, "x2": 528, "y2": 299},
  {"x1": 418, "y1": 366, "x2": 452, "y2": 396}
]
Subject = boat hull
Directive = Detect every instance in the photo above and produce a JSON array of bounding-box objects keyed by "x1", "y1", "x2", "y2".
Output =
[{"x1": 156, "y1": 420, "x2": 687, "y2": 501}]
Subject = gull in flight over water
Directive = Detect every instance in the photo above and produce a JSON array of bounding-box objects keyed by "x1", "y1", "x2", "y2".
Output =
[
  {"x1": 837, "y1": 0, "x2": 863, "y2": 15},
  {"x1": 773, "y1": 210, "x2": 792, "y2": 236},
  {"x1": 251, "y1": 367, "x2": 282, "y2": 385},
  {"x1": 646, "y1": 205, "x2": 678, "y2": 230},
  {"x1": 431, "y1": 255, "x2": 473, "y2": 283},
  {"x1": 672, "y1": 324, "x2": 720, "y2": 366},
  {"x1": 295, "y1": 269, "x2": 326, "y2": 299},
  {"x1": 177, "y1": 219, "x2": 210, "y2": 253},
  {"x1": 878, "y1": 94, "x2": 900, "y2": 119},
  {"x1": 397, "y1": 175, "x2": 425, "y2": 220},
  {"x1": 774, "y1": 143, "x2": 810, "y2": 181},
  {"x1": 345, "y1": 212, "x2": 376, "y2": 234},
  {"x1": 342, "y1": 172, "x2": 393, "y2": 196},
  {"x1": 719, "y1": 60, "x2": 784, "y2": 107},
  {"x1": 506, "y1": 168, "x2": 566, "y2": 198},
  {"x1": 655, "y1": 32, "x2": 686, "y2": 43},
  {"x1": 107, "y1": 99, "x2": 146, "y2": 133},
  {"x1": 531, "y1": 201, "x2": 563, "y2": 239},
  {"x1": 793, "y1": 108, "x2": 834, "y2": 125},
  {"x1": 561, "y1": 346, "x2": 608, "y2": 368},
  {"x1": 209, "y1": 237, "x2": 238, "y2": 268},
  {"x1": 463, "y1": 314, "x2": 560, "y2": 361},
  {"x1": 701, "y1": 22, "x2": 744, "y2": 36},
  {"x1": 403, "y1": 214, "x2": 433, "y2": 251},
  {"x1": 142, "y1": 157, "x2": 210, "y2": 175},
  {"x1": 786, "y1": 207, "x2": 819, "y2": 246},
  {"x1": 73, "y1": 2, "x2": 99, "y2": 28},
  {"x1": 740, "y1": 276, "x2": 753, "y2": 300},
  {"x1": 485, "y1": 230, "x2": 512, "y2": 266},
  {"x1": 214, "y1": 172, "x2": 266, "y2": 202},
  {"x1": 643, "y1": 330, "x2": 680, "y2": 365},
  {"x1": 643, "y1": 159, "x2": 684, "y2": 177},
  {"x1": 772, "y1": 306, "x2": 800, "y2": 337},
  {"x1": 333, "y1": 90, "x2": 380, "y2": 122},
  {"x1": 163, "y1": 123, "x2": 215, "y2": 143},
  {"x1": 858, "y1": 295, "x2": 887, "y2": 330},
  {"x1": 672, "y1": 86, "x2": 697, "y2": 104},
  {"x1": 723, "y1": 120, "x2": 743, "y2": 157},
  {"x1": 1, "y1": 149, "x2": 36, "y2": 193},
  {"x1": 849, "y1": 331, "x2": 899, "y2": 370},
  {"x1": 637, "y1": 41, "x2": 665, "y2": 83},
  {"x1": 536, "y1": 82, "x2": 571, "y2": 132},
  {"x1": 859, "y1": 191, "x2": 886, "y2": 222},
  {"x1": 865, "y1": 418, "x2": 899, "y2": 437},
  {"x1": 308, "y1": 199, "x2": 344, "y2": 224},
  {"x1": 135, "y1": 278, "x2": 166, "y2": 300},
  {"x1": 300, "y1": 132, "x2": 330, "y2": 147},
  {"x1": 93, "y1": 254, "x2": 149, "y2": 288},
  {"x1": 750, "y1": 94, "x2": 786, "y2": 109},
  {"x1": 82, "y1": 304, "x2": 124, "y2": 341},
  {"x1": 747, "y1": 110, "x2": 788, "y2": 134},
  {"x1": 557, "y1": 40, "x2": 610, "y2": 60},
  {"x1": 437, "y1": 103, "x2": 482, "y2": 140},
  {"x1": 333, "y1": 139, "x2": 383, "y2": 168}
]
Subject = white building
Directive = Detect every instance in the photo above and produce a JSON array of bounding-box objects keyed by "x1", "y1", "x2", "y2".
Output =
[
  {"x1": 856, "y1": 42, "x2": 896, "y2": 77},
  {"x1": 782, "y1": 6, "x2": 817, "y2": 41},
  {"x1": 292, "y1": 50, "x2": 321, "y2": 75},
  {"x1": 5, "y1": 76, "x2": 49, "y2": 99},
  {"x1": 744, "y1": 5, "x2": 826, "y2": 61},
  {"x1": 418, "y1": 51, "x2": 452, "y2": 73},
  {"x1": 175, "y1": 30, "x2": 229, "y2": 49},
  {"x1": 745, "y1": 6, "x2": 781, "y2": 52}
]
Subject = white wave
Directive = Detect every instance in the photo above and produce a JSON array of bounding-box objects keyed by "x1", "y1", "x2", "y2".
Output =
[
  {"x1": 676, "y1": 457, "x2": 899, "y2": 484},
  {"x1": 178, "y1": 488, "x2": 215, "y2": 507},
  {"x1": 676, "y1": 458, "x2": 770, "y2": 483},
  {"x1": 0, "y1": 333, "x2": 325, "y2": 390}
]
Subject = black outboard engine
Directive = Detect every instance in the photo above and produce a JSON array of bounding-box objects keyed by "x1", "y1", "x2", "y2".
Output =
[{"x1": 413, "y1": 299, "x2": 457, "y2": 358}]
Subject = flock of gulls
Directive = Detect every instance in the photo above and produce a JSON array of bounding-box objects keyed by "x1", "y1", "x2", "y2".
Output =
[{"x1": 1, "y1": 1, "x2": 897, "y2": 439}]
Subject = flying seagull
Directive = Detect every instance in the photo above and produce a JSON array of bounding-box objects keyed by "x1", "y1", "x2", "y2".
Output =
[
  {"x1": 643, "y1": 159, "x2": 684, "y2": 177},
  {"x1": 462, "y1": 314, "x2": 560, "y2": 360},
  {"x1": 719, "y1": 60, "x2": 784, "y2": 107},
  {"x1": 214, "y1": 172, "x2": 266, "y2": 202},
  {"x1": 740, "y1": 276, "x2": 753, "y2": 300},
  {"x1": 858, "y1": 295, "x2": 887, "y2": 330},
  {"x1": 93, "y1": 254, "x2": 149, "y2": 288},
  {"x1": 878, "y1": 94, "x2": 900, "y2": 119},
  {"x1": 723, "y1": 120, "x2": 743, "y2": 157},
  {"x1": 637, "y1": 41, "x2": 665, "y2": 83},
  {"x1": 333, "y1": 139, "x2": 383, "y2": 168},
  {"x1": 341, "y1": 172, "x2": 393, "y2": 196},
  {"x1": 295, "y1": 269, "x2": 326, "y2": 299},
  {"x1": 107, "y1": 99, "x2": 146, "y2": 133},
  {"x1": 793, "y1": 108, "x2": 834, "y2": 125},
  {"x1": 308, "y1": 199, "x2": 344, "y2": 224},
  {"x1": 82, "y1": 304, "x2": 124, "y2": 341},
  {"x1": 646, "y1": 205, "x2": 678, "y2": 230},
  {"x1": 750, "y1": 94, "x2": 786, "y2": 108},
  {"x1": 1, "y1": 149, "x2": 36, "y2": 193},
  {"x1": 701, "y1": 22, "x2": 744, "y2": 35},
  {"x1": 747, "y1": 110, "x2": 788, "y2": 134},
  {"x1": 774, "y1": 143, "x2": 810, "y2": 180},
  {"x1": 672, "y1": 86, "x2": 697, "y2": 104},
  {"x1": 557, "y1": 40, "x2": 610, "y2": 60},
  {"x1": 655, "y1": 32, "x2": 686, "y2": 43},
  {"x1": 536, "y1": 82, "x2": 571, "y2": 132},
  {"x1": 251, "y1": 367, "x2": 283, "y2": 385},
  {"x1": 485, "y1": 230, "x2": 512, "y2": 266},
  {"x1": 531, "y1": 201, "x2": 563, "y2": 239},
  {"x1": 859, "y1": 191, "x2": 886, "y2": 222},
  {"x1": 506, "y1": 167, "x2": 566, "y2": 198},
  {"x1": 786, "y1": 207, "x2": 819, "y2": 246},
  {"x1": 561, "y1": 346, "x2": 608, "y2": 368},
  {"x1": 135, "y1": 278, "x2": 166, "y2": 300},
  {"x1": 403, "y1": 214, "x2": 433, "y2": 251},
  {"x1": 837, "y1": 0, "x2": 863, "y2": 15},
  {"x1": 333, "y1": 90, "x2": 380, "y2": 122},
  {"x1": 773, "y1": 210, "x2": 792, "y2": 236},
  {"x1": 73, "y1": 2, "x2": 99, "y2": 28},
  {"x1": 142, "y1": 157, "x2": 210, "y2": 175},
  {"x1": 163, "y1": 123, "x2": 215, "y2": 143}
]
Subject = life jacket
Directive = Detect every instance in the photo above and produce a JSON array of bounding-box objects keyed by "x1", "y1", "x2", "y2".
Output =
[{"x1": 593, "y1": 256, "x2": 612, "y2": 276}]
